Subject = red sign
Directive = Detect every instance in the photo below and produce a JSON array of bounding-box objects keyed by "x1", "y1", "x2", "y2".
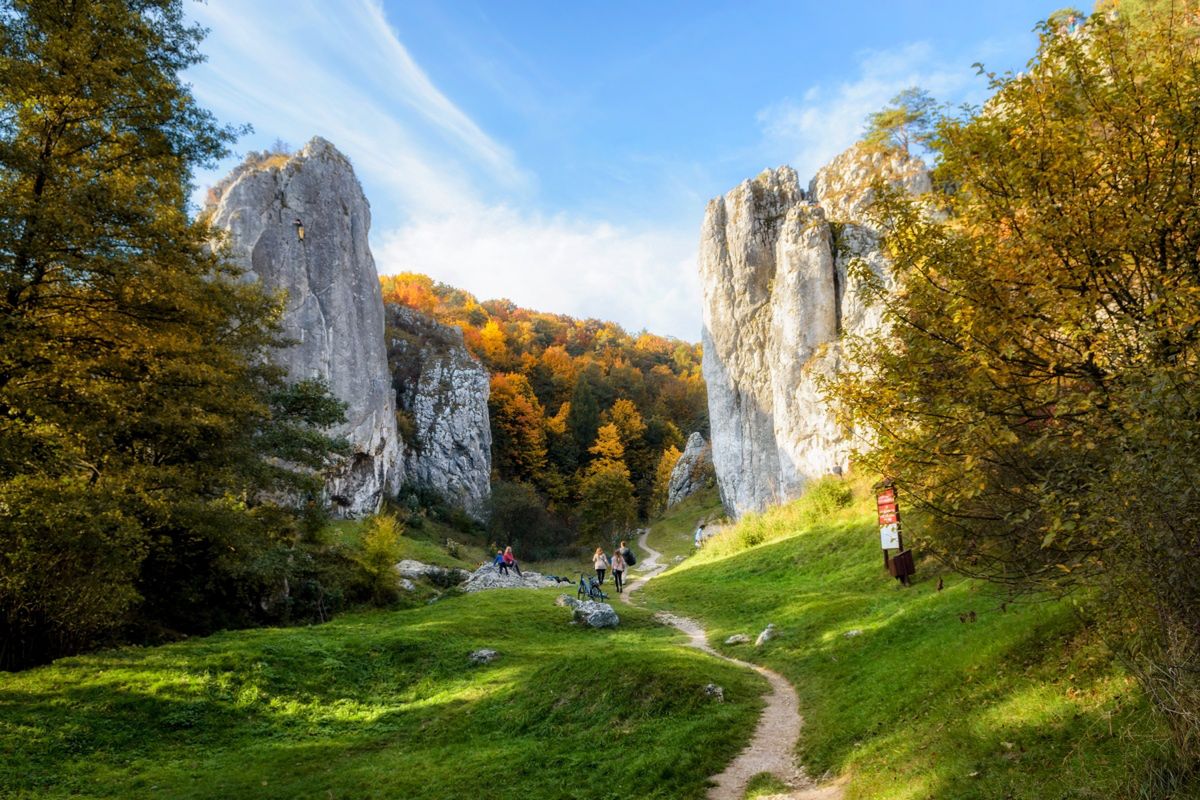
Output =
[
  {"x1": 877, "y1": 501, "x2": 897, "y2": 515},
  {"x1": 878, "y1": 510, "x2": 898, "y2": 525},
  {"x1": 876, "y1": 488, "x2": 895, "y2": 506}
]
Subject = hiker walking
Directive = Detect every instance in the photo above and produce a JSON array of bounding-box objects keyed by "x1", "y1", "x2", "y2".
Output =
[
  {"x1": 503, "y1": 546, "x2": 522, "y2": 577},
  {"x1": 593, "y1": 547, "x2": 609, "y2": 584},
  {"x1": 616, "y1": 539, "x2": 637, "y2": 569},
  {"x1": 611, "y1": 548, "x2": 627, "y2": 594}
]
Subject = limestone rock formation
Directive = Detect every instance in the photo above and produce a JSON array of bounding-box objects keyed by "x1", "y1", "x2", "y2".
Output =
[
  {"x1": 572, "y1": 601, "x2": 620, "y2": 628},
  {"x1": 460, "y1": 564, "x2": 562, "y2": 593},
  {"x1": 207, "y1": 137, "x2": 401, "y2": 516},
  {"x1": 666, "y1": 432, "x2": 716, "y2": 507},
  {"x1": 699, "y1": 144, "x2": 929, "y2": 517},
  {"x1": 386, "y1": 305, "x2": 492, "y2": 519}
]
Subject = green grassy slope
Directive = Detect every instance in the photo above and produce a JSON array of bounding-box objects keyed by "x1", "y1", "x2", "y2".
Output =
[
  {"x1": 640, "y1": 485, "x2": 1173, "y2": 799},
  {"x1": 0, "y1": 590, "x2": 764, "y2": 800}
]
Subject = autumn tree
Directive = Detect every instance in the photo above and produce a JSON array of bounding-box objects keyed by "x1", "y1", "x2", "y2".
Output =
[
  {"x1": 0, "y1": 0, "x2": 347, "y2": 667},
  {"x1": 487, "y1": 373, "x2": 548, "y2": 487},
  {"x1": 651, "y1": 445, "x2": 682, "y2": 516},
  {"x1": 832, "y1": 4, "x2": 1200, "y2": 757},
  {"x1": 577, "y1": 424, "x2": 636, "y2": 544}
]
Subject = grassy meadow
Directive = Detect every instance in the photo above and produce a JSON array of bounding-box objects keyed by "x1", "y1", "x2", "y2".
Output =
[
  {"x1": 640, "y1": 479, "x2": 1179, "y2": 799},
  {"x1": 0, "y1": 589, "x2": 764, "y2": 800}
]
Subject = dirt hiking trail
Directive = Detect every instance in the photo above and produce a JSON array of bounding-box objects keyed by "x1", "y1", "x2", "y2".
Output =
[{"x1": 622, "y1": 530, "x2": 844, "y2": 800}]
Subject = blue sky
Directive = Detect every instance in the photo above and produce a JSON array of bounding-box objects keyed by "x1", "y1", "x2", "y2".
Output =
[{"x1": 186, "y1": 1, "x2": 1060, "y2": 340}]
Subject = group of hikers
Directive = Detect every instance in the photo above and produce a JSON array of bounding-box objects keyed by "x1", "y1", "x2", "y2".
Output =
[
  {"x1": 488, "y1": 540, "x2": 639, "y2": 594},
  {"x1": 591, "y1": 540, "x2": 636, "y2": 593}
]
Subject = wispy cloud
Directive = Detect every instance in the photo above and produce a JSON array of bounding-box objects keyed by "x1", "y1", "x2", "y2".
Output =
[
  {"x1": 756, "y1": 42, "x2": 980, "y2": 182},
  {"x1": 186, "y1": 0, "x2": 525, "y2": 218},
  {"x1": 376, "y1": 208, "x2": 701, "y2": 341}
]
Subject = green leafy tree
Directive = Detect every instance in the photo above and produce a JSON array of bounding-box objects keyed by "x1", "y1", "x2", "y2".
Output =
[
  {"x1": 863, "y1": 87, "x2": 942, "y2": 154},
  {"x1": 0, "y1": 0, "x2": 343, "y2": 668},
  {"x1": 832, "y1": 4, "x2": 1200, "y2": 759}
]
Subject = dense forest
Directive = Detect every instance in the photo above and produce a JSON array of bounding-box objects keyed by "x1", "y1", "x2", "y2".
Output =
[{"x1": 381, "y1": 273, "x2": 707, "y2": 556}]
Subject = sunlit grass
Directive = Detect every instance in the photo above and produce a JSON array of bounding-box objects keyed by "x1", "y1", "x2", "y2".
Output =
[
  {"x1": 639, "y1": 479, "x2": 1174, "y2": 798},
  {"x1": 0, "y1": 590, "x2": 765, "y2": 800}
]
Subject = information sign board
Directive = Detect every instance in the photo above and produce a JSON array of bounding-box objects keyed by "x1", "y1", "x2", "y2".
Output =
[{"x1": 880, "y1": 523, "x2": 900, "y2": 549}]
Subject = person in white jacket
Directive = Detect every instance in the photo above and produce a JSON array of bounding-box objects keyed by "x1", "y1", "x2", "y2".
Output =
[{"x1": 593, "y1": 547, "x2": 610, "y2": 584}]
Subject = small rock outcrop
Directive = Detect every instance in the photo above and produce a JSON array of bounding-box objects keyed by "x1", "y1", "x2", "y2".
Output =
[
  {"x1": 703, "y1": 683, "x2": 726, "y2": 702},
  {"x1": 667, "y1": 432, "x2": 716, "y2": 507},
  {"x1": 468, "y1": 648, "x2": 500, "y2": 665},
  {"x1": 460, "y1": 564, "x2": 561, "y2": 593},
  {"x1": 699, "y1": 143, "x2": 929, "y2": 517},
  {"x1": 207, "y1": 138, "x2": 402, "y2": 516},
  {"x1": 724, "y1": 633, "x2": 751, "y2": 645},
  {"x1": 394, "y1": 559, "x2": 471, "y2": 586},
  {"x1": 755, "y1": 623, "x2": 778, "y2": 647},
  {"x1": 572, "y1": 601, "x2": 620, "y2": 628},
  {"x1": 386, "y1": 305, "x2": 492, "y2": 519}
]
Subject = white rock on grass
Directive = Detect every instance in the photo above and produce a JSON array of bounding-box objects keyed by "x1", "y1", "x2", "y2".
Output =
[
  {"x1": 724, "y1": 634, "x2": 751, "y2": 645},
  {"x1": 572, "y1": 601, "x2": 620, "y2": 628},
  {"x1": 468, "y1": 649, "x2": 499, "y2": 665},
  {"x1": 755, "y1": 623, "x2": 777, "y2": 647},
  {"x1": 703, "y1": 683, "x2": 725, "y2": 702},
  {"x1": 395, "y1": 559, "x2": 470, "y2": 584},
  {"x1": 460, "y1": 564, "x2": 560, "y2": 593},
  {"x1": 398, "y1": 578, "x2": 417, "y2": 592}
]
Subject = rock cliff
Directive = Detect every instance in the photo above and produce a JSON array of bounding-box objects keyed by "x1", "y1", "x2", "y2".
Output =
[
  {"x1": 700, "y1": 144, "x2": 929, "y2": 517},
  {"x1": 386, "y1": 305, "x2": 492, "y2": 519},
  {"x1": 667, "y1": 432, "x2": 715, "y2": 508},
  {"x1": 207, "y1": 137, "x2": 402, "y2": 516}
]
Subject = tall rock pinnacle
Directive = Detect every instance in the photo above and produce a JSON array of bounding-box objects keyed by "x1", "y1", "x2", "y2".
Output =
[
  {"x1": 207, "y1": 137, "x2": 402, "y2": 516},
  {"x1": 699, "y1": 144, "x2": 929, "y2": 517}
]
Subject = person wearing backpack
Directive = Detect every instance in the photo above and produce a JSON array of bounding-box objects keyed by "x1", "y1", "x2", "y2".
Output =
[{"x1": 617, "y1": 539, "x2": 637, "y2": 568}]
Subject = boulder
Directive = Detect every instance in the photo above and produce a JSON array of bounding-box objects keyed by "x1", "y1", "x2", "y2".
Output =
[
  {"x1": 572, "y1": 601, "x2": 620, "y2": 628},
  {"x1": 206, "y1": 138, "x2": 402, "y2": 516},
  {"x1": 703, "y1": 683, "x2": 725, "y2": 702},
  {"x1": 699, "y1": 144, "x2": 929, "y2": 517},
  {"x1": 667, "y1": 432, "x2": 716, "y2": 507},
  {"x1": 755, "y1": 623, "x2": 777, "y2": 647},
  {"x1": 724, "y1": 633, "x2": 751, "y2": 645},
  {"x1": 387, "y1": 305, "x2": 492, "y2": 520},
  {"x1": 468, "y1": 648, "x2": 499, "y2": 665},
  {"x1": 460, "y1": 564, "x2": 560, "y2": 593}
]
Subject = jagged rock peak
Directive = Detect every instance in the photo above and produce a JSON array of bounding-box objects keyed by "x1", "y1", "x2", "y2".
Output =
[
  {"x1": 386, "y1": 304, "x2": 492, "y2": 520},
  {"x1": 667, "y1": 432, "x2": 715, "y2": 508},
  {"x1": 207, "y1": 136, "x2": 402, "y2": 517},
  {"x1": 700, "y1": 143, "x2": 929, "y2": 518}
]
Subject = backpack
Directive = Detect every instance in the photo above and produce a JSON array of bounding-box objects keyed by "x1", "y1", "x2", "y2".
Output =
[{"x1": 624, "y1": 547, "x2": 637, "y2": 566}]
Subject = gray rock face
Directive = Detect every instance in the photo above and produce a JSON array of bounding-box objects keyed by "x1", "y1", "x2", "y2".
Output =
[
  {"x1": 667, "y1": 432, "x2": 716, "y2": 507},
  {"x1": 207, "y1": 138, "x2": 401, "y2": 516},
  {"x1": 387, "y1": 305, "x2": 492, "y2": 520},
  {"x1": 394, "y1": 559, "x2": 471, "y2": 585},
  {"x1": 755, "y1": 623, "x2": 778, "y2": 647},
  {"x1": 699, "y1": 144, "x2": 929, "y2": 517},
  {"x1": 460, "y1": 564, "x2": 560, "y2": 592},
  {"x1": 572, "y1": 601, "x2": 620, "y2": 628}
]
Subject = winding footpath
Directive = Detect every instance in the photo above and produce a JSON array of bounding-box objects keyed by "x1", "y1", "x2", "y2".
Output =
[{"x1": 621, "y1": 531, "x2": 843, "y2": 800}]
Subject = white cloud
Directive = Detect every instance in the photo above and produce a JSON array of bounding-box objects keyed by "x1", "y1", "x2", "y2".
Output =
[
  {"x1": 376, "y1": 208, "x2": 701, "y2": 341},
  {"x1": 186, "y1": 0, "x2": 526, "y2": 217},
  {"x1": 756, "y1": 42, "x2": 976, "y2": 182}
]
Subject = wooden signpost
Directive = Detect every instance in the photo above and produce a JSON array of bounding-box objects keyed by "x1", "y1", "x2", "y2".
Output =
[{"x1": 875, "y1": 480, "x2": 914, "y2": 585}]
